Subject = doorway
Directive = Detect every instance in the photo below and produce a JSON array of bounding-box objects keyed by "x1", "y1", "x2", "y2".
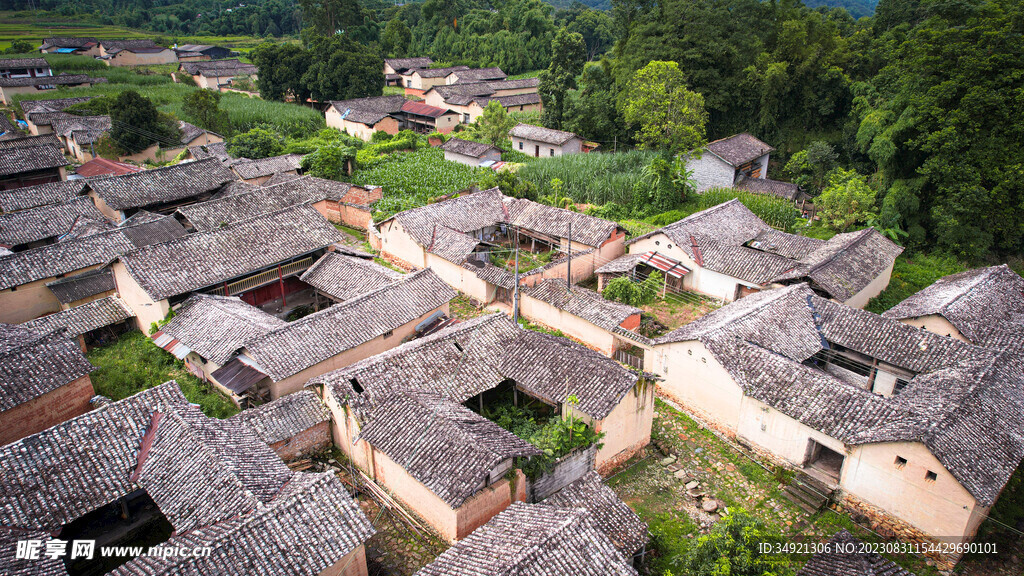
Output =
[{"x1": 804, "y1": 440, "x2": 844, "y2": 482}]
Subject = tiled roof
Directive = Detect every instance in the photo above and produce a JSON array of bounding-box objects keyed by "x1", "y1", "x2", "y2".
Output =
[
  {"x1": 414, "y1": 502, "x2": 639, "y2": 576},
  {"x1": 401, "y1": 99, "x2": 451, "y2": 118},
  {"x1": 117, "y1": 204, "x2": 340, "y2": 300},
  {"x1": 211, "y1": 179, "x2": 256, "y2": 198},
  {"x1": 179, "y1": 120, "x2": 215, "y2": 144},
  {"x1": 0, "y1": 73, "x2": 104, "y2": 88},
  {"x1": 19, "y1": 96, "x2": 94, "y2": 117},
  {"x1": 74, "y1": 156, "x2": 143, "y2": 177},
  {"x1": 41, "y1": 37, "x2": 98, "y2": 49},
  {"x1": 413, "y1": 65, "x2": 470, "y2": 78},
  {"x1": 329, "y1": 95, "x2": 407, "y2": 125},
  {"x1": 0, "y1": 144, "x2": 68, "y2": 176},
  {"x1": 188, "y1": 141, "x2": 231, "y2": 162},
  {"x1": 101, "y1": 39, "x2": 163, "y2": 51},
  {"x1": 747, "y1": 229, "x2": 824, "y2": 260},
  {"x1": 506, "y1": 197, "x2": 618, "y2": 248},
  {"x1": 449, "y1": 67, "x2": 507, "y2": 83},
  {"x1": 524, "y1": 279, "x2": 640, "y2": 331},
  {"x1": 88, "y1": 158, "x2": 236, "y2": 211},
  {"x1": 0, "y1": 196, "x2": 105, "y2": 246},
  {"x1": 299, "y1": 251, "x2": 403, "y2": 301},
  {"x1": 358, "y1": 391, "x2": 539, "y2": 507},
  {"x1": 544, "y1": 471, "x2": 648, "y2": 556},
  {"x1": 229, "y1": 389, "x2": 330, "y2": 445},
  {"x1": 633, "y1": 198, "x2": 769, "y2": 251},
  {"x1": 180, "y1": 58, "x2": 258, "y2": 76},
  {"x1": 596, "y1": 253, "x2": 645, "y2": 274},
  {"x1": 176, "y1": 176, "x2": 333, "y2": 230},
  {"x1": 0, "y1": 114, "x2": 16, "y2": 136},
  {"x1": 244, "y1": 268, "x2": 456, "y2": 381},
  {"x1": 45, "y1": 267, "x2": 115, "y2": 304},
  {"x1": 260, "y1": 171, "x2": 302, "y2": 187},
  {"x1": 799, "y1": 530, "x2": 915, "y2": 576},
  {"x1": 0, "y1": 134, "x2": 61, "y2": 149},
  {"x1": 0, "y1": 229, "x2": 136, "y2": 290},
  {"x1": 428, "y1": 226, "x2": 483, "y2": 263},
  {"x1": 117, "y1": 213, "x2": 189, "y2": 247},
  {"x1": 509, "y1": 123, "x2": 578, "y2": 145},
  {"x1": 0, "y1": 324, "x2": 94, "y2": 411},
  {"x1": 882, "y1": 265, "x2": 1024, "y2": 350},
  {"x1": 158, "y1": 294, "x2": 286, "y2": 364},
  {"x1": 314, "y1": 313, "x2": 641, "y2": 420},
  {"x1": 772, "y1": 228, "x2": 904, "y2": 302},
  {"x1": 735, "y1": 176, "x2": 804, "y2": 200},
  {"x1": 704, "y1": 133, "x2": 774, "y2": 166},
  {"x1": 655, "y1": 283, "x2": 1022, "y2": 506},
  {"x1": 231, "y1": 153, "x2": 303, "y2": 180},
  {"x1": 0, "y1": 57, "x2": 48, "y2": 69},
  {"x1": 22, "y1": 295, "x2": 133, "y2": 338},
  {"x1": 385, "y1": 57, "x2": 433, "y2": 72},
  {"x1": 473, "y1": 92, "x2": 542, "y2": 108},
  {"x1": 442, "y1": 137, "x2": 500, "y2": 158}
]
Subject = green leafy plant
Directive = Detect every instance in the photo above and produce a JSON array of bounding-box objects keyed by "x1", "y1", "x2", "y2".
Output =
[{"x1": 603, "y1": 271, "x2": 664, "y2": 307}]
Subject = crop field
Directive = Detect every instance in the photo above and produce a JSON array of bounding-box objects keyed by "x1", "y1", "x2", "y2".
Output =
[
  {"x1": 516, "y1": 149, "x2": 656, "y2": 206},
  {"x1": 350, "y1": 147, "x2": 489, "y2": 219},
  {"x1": 0, "y1": 11, "x2": 263, "y2": 51}
]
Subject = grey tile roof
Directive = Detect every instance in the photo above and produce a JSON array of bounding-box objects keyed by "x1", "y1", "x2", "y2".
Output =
[
  {"x1": 118, "y1": 209, "x2": 167, "y2": 226},
  {"x1": 41, "y1": 37, "x2": 98, "y2": 49},
  {"x1": 882, "y1": 265, "x2": 1024, "y2": 350},
  {"x1": 0, "y1": 134, "x2": 61, "y2": 149},
  {"x1": 188, "y1": 141, "x2": 231, "y2": 162},
  {"x1": 632, "y1": 198, "x2": 769, "y2": 252},
  {"x1": 0, "y1": 57, "x2": 48, "y2": 69},
  {"x1": 45, "y1": 267, "x2": 115, "y2": 303},
  {"x1": 0, "y1": 228, "x2": 136, "y2": 289},
  {"x1": 117, "y1": 204, "x2": 341, "y2": 301},
  {"x1": 314, "y1": 313, "x2": 641, "y2": 420},
  {"x1": 596, "y1": 253, "x2": 645, "y2": 274},
  {"x1": 176, "y1": 178, "x2": 323, "y2": 230},
  {"x1": 772, "y1": 228, "x2": 904, "y2": 302},
  {"x1": 428, "y1": 226, "x2": 483, "y2": 263},
  {"x1": 299, "y1": 251, "x2": 403, "y2": 301},
  {"x1": 735, "y1": 176, "x2": 804, "y2": 200},
  {"x1": 747, "y1": 229, "x2": 824, "y2": 260},
  {"x1": 329, "y1": 95, "x2": 407, "y2": 126},
  {"x1": 0, "y1": 196, "x2": 105, "y2": 246},
  {"x1": 0, "y1": 144, "x2": 68, "y2": 176},
  {"x1": 385, "y1": 57, "x2": 433, "y2": 72},
  {"x1": 229, "y1": 389, "x2": 330, "y2": 445},
  {"x1": 449, "y1": 67, "x2": 507, "y2": 83},
  {"x1": 211, "y1": 178, "x2": 257, "y2": 199},
  {"x1": 413, "y1": 65, "x2": 470, "y2": 79},
  {"x1": 260, "y1": 171, "x2": 302, "y2": 187},
  {"x1": 117, "y1": 213, "x2": 189, "y2": 247},
  {"x1": 442, "y1": 137, "x2": 500, "y2": 158},
  {"x1": 544, "y1": 471, "x2": 648, "y2": 556},
  {"x1": 245, "y1": 268, "x2": 457, "y2": 381},
  {"x1": 654, "y1": 283, "x2": 1022, "y2": 506},
  {"x1": 178, "y1": 120, "x2": 215, "y2": 144},
  {"x1": 358, "y1": 391, "x2": 539, "y2": 507},
  {"x1": 0, "y1": 324, "x2": 94, "y2": 411},
  {"x1": 509, "y1": 123, "x2": 577, "y2": 146},
  {"x1": 524, "y1": 279, "x2": 641, "y2": 331},
  {"x1": 799, "y1": 530, "x2": 915, "y2": 576},
  {"x1": 704, "y1": 132, "x2": 774, "y2": 166},
  {"x1": 159, "y1": 294, "x2": 286, "y2": 364},
  {"x1": 19, "y1": 96, "x2": 94, "y2": 117},
  {"x1": 415, "y1": 502, "x2": 639, "y2": 576},
  {"x1": 180, "y1": 58, "x2": 258, "y2": 76},
  {"x1": 22, "y1": 295, "x2": 132, "y2": 337},
  {"x1": 101, "y1": 39, "x2": 163, "y2": 51},
  {"x1": 473, "y1": 92, "x2": 542, "y2": 108},
  {"x1": 507, "y1": 198, "x2": 617, "y2": 248},
  {"x1": 88, "y1": 158, "x2": 236, "y2": 211},
  {"x1": 231, "y1": 153, "x2": 303, "y2": 180},
  {"x1": 390, "y1": 188, "x2": 508, "y2": 247},
  {"x1": 0, "y1": 73, "x2": 105, "y2": 88}
]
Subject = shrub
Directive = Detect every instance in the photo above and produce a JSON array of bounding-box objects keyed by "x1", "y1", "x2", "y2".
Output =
[
  {"x1": 228, "y1": 126, "x2": 285, "y2": 159},
  {"x1": 603, "y1": 271, "x2": 663, "y2": 307},
  {"x1": 370, "y1": 130, "x2": 393, "y2": 143}
]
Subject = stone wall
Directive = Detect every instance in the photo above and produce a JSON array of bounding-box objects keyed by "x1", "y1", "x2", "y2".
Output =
[{"x1": 530, "y1": 444, "x2": 597, "y2": 502}]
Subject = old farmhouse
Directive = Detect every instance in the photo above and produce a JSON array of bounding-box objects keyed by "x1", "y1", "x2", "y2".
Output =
[
  {"x1": 0, "y1": 135, "x2": 69, "y2": 189},
  {"x1": 509, "y1": 123, "x2": 583, "y2": 157},
  {"x1": 441, "y1": 137, "x2": 501, "y2": 167},
  {"x1": 88, "y1": 157, "x2": 236, "y2": 221},
  {"x1": 98, "y1": 39, "x2": 177, "y2": 66},
  {"x1": 180, "y1": 59, "x2": 258, "y2": 91}
]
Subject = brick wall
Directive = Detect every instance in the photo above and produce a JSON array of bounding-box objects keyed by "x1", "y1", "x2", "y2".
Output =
[
  {"x1": 0, "y1": 375, "x2": 95, "y2": 445},
  {"x1": 268, "y1": 421, "x2": 332, "y2": 462}
]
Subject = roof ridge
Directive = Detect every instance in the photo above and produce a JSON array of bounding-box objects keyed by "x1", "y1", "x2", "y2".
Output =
[
  {"x1": 801, "y1": 227, "x2": 875, "y2": 275},
  {"x1": 937, "y1": 265, "x2": 1007, "y2": 313},
  {"x1": 506, "y1": 506, "x2": 590, "y2": 571}
]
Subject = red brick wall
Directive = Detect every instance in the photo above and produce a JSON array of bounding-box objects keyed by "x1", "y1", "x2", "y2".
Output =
[
  {"x1": 0, "y1": 375, "x2": 95, "y2": 445},
  {"x1": 312, "y1": 200, "x2": 374, "y2": 230},
  {"x1": 619, "y1": 313, "x2": 642, "y2": 331},
  {"x1": 268, "y1": 421, "x2": 331, "y2": 462},
  {"x1": 340, "y1": 186, "x2": 382, "y2": 206}
]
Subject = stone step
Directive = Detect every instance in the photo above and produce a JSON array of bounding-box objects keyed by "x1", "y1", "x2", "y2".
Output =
[
  {"x1": 782, "y1": 488, "x2": 824, "y2": 514},
  {"x1": 784, "y1": 483, "x2": 827, "y2": 509}
]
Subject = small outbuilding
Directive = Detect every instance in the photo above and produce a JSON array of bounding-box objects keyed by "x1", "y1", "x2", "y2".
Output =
[
  {"x1": 441, "y1": 137, "x2": 501, "y2": 167},
  {"x1": 509, "y1": 123, "x2": 582, "y2": 157}
]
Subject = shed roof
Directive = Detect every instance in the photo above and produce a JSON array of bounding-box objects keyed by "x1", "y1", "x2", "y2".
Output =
[
  {"x1": 735, "y1": 176, "x2": 804, "y2": 200},
  {"x1": 441, "y1": 137, "x2": 500, "y2": 158},
  {"x1": 74, "y1": 156, "x2": 143, "y2": 178},
  {"x1": 45, "y1": 267, "x2": 115, "y2": 304},
  {"x1": 524, "y1": 279, "x2": 640, "y2": 331},
  {"x1": 22, "y1": 295, "x2": 132, "y2": 338},
  {"x1": 704, "y1": 133, "x2": 774, "y2": 167},
  {"x1": 299, "y1": 251, "x2": 403, "y2": 302},
  {"x1": 158, "y1": 294, "x2": 286, "y2": 365},
  {"x1": 229, "y1": 389, "x2": 330, "y2": 446},
  {"x1": 88, "y1": 157, "x2": 236, "y2": 211},
  {"x1": 0, "y1": 324, "x2": 95, "y2": 411},
  {"x1": 401, "y1": 99, "x2": 452, "y2": 118},
  {"x1": 117, "y1": 204, "x2": 341, "y2": 301},
  {"x1": 0, "y1": 196, "x2": 105, "y2": 246},
  {"x1": 0, "y1": 228, "x2": 135, "y2": 290},
  {"x1": 414, "y1": 502, "x2": 639, "y2": 576},
  {"x1": 231, "y1": 153, "x2": 303, "y2": 180},
  {"x1": 544, "y1": 471, "x2": 649, "y2": 556},
  {"x1": 509, "y1": 123, "x2": 578, "y2": 146}
]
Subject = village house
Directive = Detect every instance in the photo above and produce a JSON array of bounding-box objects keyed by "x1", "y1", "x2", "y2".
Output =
[
  {"x1": 174, "y1": 43, "x2": 232, "y2": 61},
  {"x1": 509, "y1": 123, "x2": 583, "y2": 157},
  {"x1": 22, "y1": 294, "x2": 134, "y2": 349},
  {"x1": 400, "y1": 100, "x2": 461, "y2": 134},
  {"x1": 18, "y1": 96, "x2": 94, "y2": 135},
  {"x1": 686, "y1": 132, "x2": 774, "y2": 191},
  {"x1": 0, "y1": 214, "x2": 186, "y2": 323},
  {"x1": 646, "y1": 283, "x2": 1024, "y2": 567},
  {"x1": 519, "y1": 278, "x2": 642, "y2": 356},
  {"x1": 118, "y1": 120, "x2": 223, "y2": 163},
  {"x1": 312, "y1": 312, "x2": 653, "y2": 476},
  {"x1": 73, "y1": 156, "x2": 143, "y2": 178},
  {"x1": 0, "y1": 73, "x2": 106, "y2": 105},
  {"x1": 0, "y1": 136, "x2": 68, "y2": 189},
  {"x1": 446, "y1": 66, "x2": 507, "y2": 85},
  {"x1": 0, "y1": 196, "x2": 106, "y2": 251},
  {"x1": 230, "y1": 153, "x2": 304, "y2": 184},
  {"x1": 600, "y1": 199, "x2": 901, "y2": 307},
  {"x1": 383, "y1": 56, "x2": 433, "y2": 85},
  {"x1": 179, "y1": 58, "x2": 258, "y2": 91},
  {"x1": 39, "y1": 37, "x2": 101, "y2": 56},
  {"x1": 230, "y1": 389, "x2": 332, "y2": 461},
  {"x1": 423, "y1": 80, "x2": 543, "y2": 123},
  {"x1": 400, "y1": 65, "x2": 470, "y2": 96},
  {"x1": 300, "y1": 250, "x2": 403, "y2": 307},
  {"x1": 175, "y1": 174, "x2": 382, "y2": 231},
  {"x1": 110, "y1": 204, "x2": 341, "y2": 330},
  {"x1": 799, "y1": 530, "x2": 917, "y2": 576},
  {"x1": 414, "y1": 502, "x2": 640, "y2": 575},
  {"x1": 882, "y1": 264, "x2": 1024, "y2": 351},
  {"x1": 87, "y1": 157, "x2": 236, "y2": 220},
  {"x1": 441, "y1": 137, "x2": 502, "y2": 167},
  {"x1": 0, "y1": 57, "x2": 51, "y2": 79},
  {"x1": 50, "y1": 113, "x2": 112, "y2": 162},
  {"x1": 44, "y1": 267, "x2": 117, "y2": 309},
  {"x1": 376, "y1": 188, "x2": 626, "y2": 307},
  {"x1": 0, "y1": 324, "x2": 95, "y2": 445},
  {"x1": 325, "y1": 95, "x2": 405, "y2": 141},
  {"x1": 0, "y1": 381, "x2": 375, "y2": 576},
  {"x1": 98, "y1": 39, "x2": 177, "y2": 66}
]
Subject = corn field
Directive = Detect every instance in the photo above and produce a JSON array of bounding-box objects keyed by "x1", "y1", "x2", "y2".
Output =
[{"x1": 515, "y1": 150, "x2": 656, "y2": 206}]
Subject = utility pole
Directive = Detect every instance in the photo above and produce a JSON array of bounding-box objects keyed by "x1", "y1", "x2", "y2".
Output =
[
  {"x1": 512, "y1": 228, "x2": 520, "y2": 323},
  {"x1": 566, "y1": 221, "x2": 572, "y2": 291}
]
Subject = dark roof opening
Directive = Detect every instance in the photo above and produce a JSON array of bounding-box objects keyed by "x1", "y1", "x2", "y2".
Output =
[{"x1": 350, "y1": 378, "x2": 364, "y2": 394}]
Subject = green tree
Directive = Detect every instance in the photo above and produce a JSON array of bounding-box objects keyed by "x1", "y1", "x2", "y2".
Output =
[
  {"x1": 227, "y1": 127, "x2": 285, "y2": 159},
  {"x1": 181, "y1": 90, "x2": 231, "y2": 135},
  {"x1": 784, "y1": 141, "x2": 839, "y2": 196},
  {"x1": 563, "y1": 60, "x2": 629, "y2": 145},
  {"x1": 620, "y1": 61, "x2": 707, "y2": 154},
  {"x1": 679, "y1": 509, "x2": 794, "y2": 576},
  {"x1": 298, "y1": 0, "x2": 365, "y2": 36},
  {"x1": 817, "y1": 168, "x2": 877, "y2": 232},
  {"x1": 302, "y1": 34, "x2": 383, "y2": 102},
  {"x1": 108, "y1": 90, "x2": 182, "y2": 154},
  {"x1": 301, "y1": 144, "x2": 356, "y2": 180},
  {"x1": 381, "y1": 18, "x2": 412, "y2": 57},
  {"x1": 602, "y1": 271, "x2": 663, "y2": 306},
  {"x1": 6, "y1": 40, "x2": 34, "y2": 54},
  {"x1": 565, "y1": 8, "x2": 614, "y2": 60},
  {"x1": 475, "y1": 101, "x2": 516, "y2": 146},
  {"x1": 251, "y1": 42, "x2": 311, "y2": 103},
  {"x1": 539, "y1": 27, "x2": 586, "y2": 129}
]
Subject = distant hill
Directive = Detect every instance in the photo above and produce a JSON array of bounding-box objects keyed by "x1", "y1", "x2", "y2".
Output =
[
  {"x1": 802, "y1": 0, "x2": 878, "y2": 18},
  {"x1": 542, "y1": 0, "x2": 612, "y2": 10}
]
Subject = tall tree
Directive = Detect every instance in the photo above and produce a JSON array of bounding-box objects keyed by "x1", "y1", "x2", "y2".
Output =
[
  {"x1": 539, "y1": 27, "x2": 587, "y2": 130},
  {"x1": 108, "y1": 90, "x2": 181, "y2": 154},
  {"x1": 182, "y1": 90, "x2": 231, "y2": 135},
  {"x1": 620, "y1": 61, "x2": 707, "y2": 154},
  {"x1": 381, "y1": 18, "x2": 412, "y2": 57},
  {"x1": 301, "y1": 34, "x2": 383, "y2": 101},
  {"x1": 251, "y1": 42, "x2": 311, "y2": 103},
  {"x1": 475, "y1": 101, "x2": 516, "y2": 146},
  {"x1": 298, "y1": 0, "x2": 365, "y2": 36}
]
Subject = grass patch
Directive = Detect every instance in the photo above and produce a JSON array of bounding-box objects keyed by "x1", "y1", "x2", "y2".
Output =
[
  {"x1": 449, "y1": 294, "x2": 488, "y2": 319},
  {"x1": 517, "y1": 317, "x2": 567, "y2": 338},
  {"x1": 333, "y1": 223, "x2": 366, "y2": 240},
  {"x1": 865, "y1": 252, "x2": 965, "y2": 314},
  {"x1": 516, "y1": 149, "x2": 656, "y2": 206},
  {"x1": 86, "y1": 330, "x2": 238, "y2": 418}
]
